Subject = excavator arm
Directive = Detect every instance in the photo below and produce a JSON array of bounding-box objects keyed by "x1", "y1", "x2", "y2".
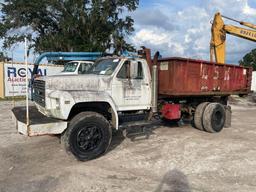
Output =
[{"x1": 210, "y1": 12, "x2": 256, "y2": 64}]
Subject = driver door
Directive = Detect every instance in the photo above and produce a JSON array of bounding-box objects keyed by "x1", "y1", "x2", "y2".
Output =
[{"x1": 111, "y1": 60, "x2": 151, "y2": 111}]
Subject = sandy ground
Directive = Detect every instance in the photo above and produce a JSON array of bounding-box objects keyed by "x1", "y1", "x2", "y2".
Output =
[{"x1": 1, "y1": 97, "x2": 256, "y2": 192}]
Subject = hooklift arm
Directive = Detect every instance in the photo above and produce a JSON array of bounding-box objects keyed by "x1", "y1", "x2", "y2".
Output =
[{"x1": 210, "y1": 12, "x2": 256, "y2": 64}]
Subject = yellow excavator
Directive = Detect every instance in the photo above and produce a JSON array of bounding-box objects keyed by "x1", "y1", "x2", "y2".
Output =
[{"x1": 210, "y1": 12, "x2": 256, "y2": 64}]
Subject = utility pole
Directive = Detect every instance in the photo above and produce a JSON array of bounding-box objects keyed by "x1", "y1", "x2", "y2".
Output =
[{"x1": 25, "y1": 38, "x2": 29, "y2": 130}]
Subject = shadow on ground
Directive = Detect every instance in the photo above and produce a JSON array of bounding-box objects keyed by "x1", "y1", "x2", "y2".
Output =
[{"x1": 155, "y1": 169, "x2": 191, "y2": 192}]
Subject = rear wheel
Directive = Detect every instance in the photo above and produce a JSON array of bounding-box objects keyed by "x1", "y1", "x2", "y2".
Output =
[
  {"x1": 193, "y1": 102, "x2": 210, "y2": 130},
  {"x1": 61, "y1": 112, "x2": 112, "y2": 161},
  {"x1": 202, "y1": 103, "x2": 226, "y2": 133}
]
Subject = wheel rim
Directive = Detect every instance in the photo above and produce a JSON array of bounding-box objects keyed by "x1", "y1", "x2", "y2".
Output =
[{"x1": 76, "y1": 125, "x2": 102, "y2": 152}]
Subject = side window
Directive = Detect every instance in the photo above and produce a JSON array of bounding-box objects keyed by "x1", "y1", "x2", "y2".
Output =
[
  {"x1": 135, "y1": 61, "x2": 143, "y2": 79},
  {"x1": 117, "y1": 61, "x2": 130, "y2": 79},
  {"x1": 117, "y1": 61, "x2": 144, "y2": 79},
  {"x1": 78, "y1": 63, "x2": 91, "y2": 74}
]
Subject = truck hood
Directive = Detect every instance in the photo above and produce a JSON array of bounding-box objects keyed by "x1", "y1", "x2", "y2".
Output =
[{"x1": 38, "y1": 74, "x2": 112, "y2": 91}]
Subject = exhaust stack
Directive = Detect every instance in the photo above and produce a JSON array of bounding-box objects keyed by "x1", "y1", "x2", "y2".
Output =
[{"x1": 151, "y1": 51, "x2": 159, "y2": 113}]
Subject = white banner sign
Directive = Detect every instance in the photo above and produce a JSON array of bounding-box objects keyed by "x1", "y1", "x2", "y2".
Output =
[{"x1": 4, "y1": 63, "x2": 63, "y2": 97}]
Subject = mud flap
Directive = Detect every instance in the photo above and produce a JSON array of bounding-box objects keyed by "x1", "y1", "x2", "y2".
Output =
[{"x1": 224, "y1": 105, "x2": 232, "y2": 128}]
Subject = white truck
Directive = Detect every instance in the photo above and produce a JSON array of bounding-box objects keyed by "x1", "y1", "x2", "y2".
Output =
[
  {"x1": 17, "y1": 48, "x2": 251, "y2": 161},
  {"x1": 61, "y1": 60, "x2": 94, "y2": 75}
]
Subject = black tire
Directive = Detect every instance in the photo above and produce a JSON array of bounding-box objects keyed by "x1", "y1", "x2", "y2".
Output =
[
  {"x1": 193, "y1": 102, "x2": 210, "y2": 130},
  {"x1": 61, "y1": 112, "x2": 112, "y2": 161},
  {"x1": 202, "y1": 103, "x2": 226, "y2": 133}
]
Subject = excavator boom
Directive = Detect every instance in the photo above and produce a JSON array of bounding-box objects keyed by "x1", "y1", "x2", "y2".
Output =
[
  {"x1": 210, "y1": 12, "x2": 226, "y2": 64},
  {"x1": 210, "y1": 12, "x2": 256, "y2": 64}
]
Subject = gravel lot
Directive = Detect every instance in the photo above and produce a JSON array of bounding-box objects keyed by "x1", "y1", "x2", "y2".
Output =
[{"x1": 1, "y1": 97, "x2": 256, "y2": 192}]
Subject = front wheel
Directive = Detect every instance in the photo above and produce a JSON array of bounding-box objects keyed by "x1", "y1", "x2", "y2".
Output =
[{"x1": 61, "y1": 112, "x2": 112, "y2": 161}]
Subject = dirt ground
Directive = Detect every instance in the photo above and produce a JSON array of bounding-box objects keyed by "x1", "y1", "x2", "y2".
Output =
[{"x1": 1, "y1": 97, "x2": 256, "y2": 192}]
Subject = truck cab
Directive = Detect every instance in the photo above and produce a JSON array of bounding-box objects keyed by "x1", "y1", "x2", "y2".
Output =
[
  {"x1": 61, "y1": 60, "x2": 94, "y2": 75},
  {"x1": 34, "y1": 56, "x2": 152, "y2": 123},
  {"x1": 33, "y1": 55, "x2": 154, "y2": 160}
]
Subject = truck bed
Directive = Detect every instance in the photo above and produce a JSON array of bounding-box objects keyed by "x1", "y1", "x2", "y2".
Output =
[{"x1": 157, "y1": 57, "x2": 252, "y2": 97}]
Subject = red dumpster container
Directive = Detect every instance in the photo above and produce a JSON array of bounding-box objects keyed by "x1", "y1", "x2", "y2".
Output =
[{"x1": 157, "y1": 57, "x2": 252, "y2": 97}]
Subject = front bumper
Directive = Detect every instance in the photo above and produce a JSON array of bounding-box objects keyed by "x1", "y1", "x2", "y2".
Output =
[{"x1": 12, "y1": 106, "x2": 67, "y2": 136}]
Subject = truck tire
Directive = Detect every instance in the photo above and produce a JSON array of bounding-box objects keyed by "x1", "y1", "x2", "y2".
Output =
[
  {"x1": 61, "y1": 112, "x2": 112, "y2": 161},
  {"x1": 193, "y1": 102, "x2": 210, "y2": 130},
  {"x1": 202, "y1": 103, "x2": 226, "y2": 133}
]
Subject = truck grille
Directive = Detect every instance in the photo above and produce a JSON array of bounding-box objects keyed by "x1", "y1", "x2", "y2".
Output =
[{"x1": 33, "y1": 80, "x2": 45, "y2": 107}]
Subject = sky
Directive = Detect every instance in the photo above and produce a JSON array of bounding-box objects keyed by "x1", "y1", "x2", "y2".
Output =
[
  {"x1": 1, "y1": 0, "x2": 256, "y2": 64},
  {"x1": 129, "y1": 0, "x2": 256, "y2": 64}
]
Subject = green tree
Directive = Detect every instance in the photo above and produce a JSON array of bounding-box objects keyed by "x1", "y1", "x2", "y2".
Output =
[
  {"x1": 0, "y1": 52, "x2": 5, "y2": 61},
  {"x1": 239, "y1": 48, "x2": 256, "y2": 70},
  {"x1": 0, "y1": 0, "x2": 138, "y2": 54},
  {"x1": 0, "y1": 51, "x2": 10, "y2": 61}
]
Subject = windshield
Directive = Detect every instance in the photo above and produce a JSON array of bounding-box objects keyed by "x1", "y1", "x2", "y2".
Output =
[
  {"x1": 62, "y1": 62, "x2": 79, "y2": 72},
  {"x1": 85, "y1": 58, "x2": 120, "y2": 75}
]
